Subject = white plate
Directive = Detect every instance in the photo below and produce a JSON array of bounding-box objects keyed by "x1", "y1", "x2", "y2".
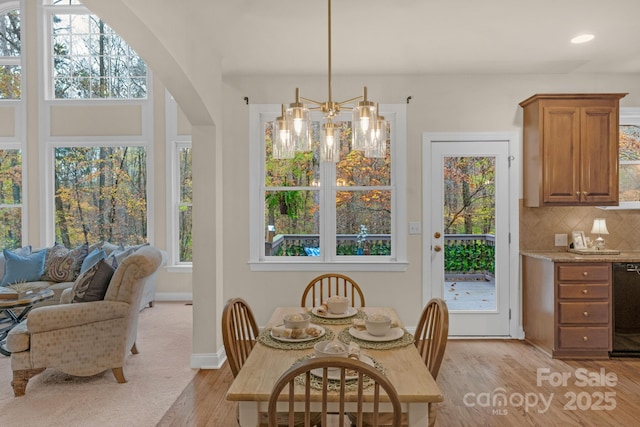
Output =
[
  {"x1": 311, "y1": 355, "x2": 375, "y2": 380},
  {"x1": 348, "y1": 326, "x2": 404, "y2": 342},
  {"x1": 270, "y1": 325, "x2": 325, "y2": 342},
  {"x1": 312, "y1": 306, "x2": 358, "y2": 319}
]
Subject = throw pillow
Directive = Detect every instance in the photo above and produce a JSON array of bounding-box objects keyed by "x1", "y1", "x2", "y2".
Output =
[
  {"x1": 0, "y1": 248, "x2": 47, "y2": 287},
  {"x1": 80, "y1": 248, "x2": 107, "y2": 274},
  {"x1": 71, "y1": 259, "x2": 115, "y2": 303},
  {"x1": 0, "y1": 245, "x2": 31, "y2": 277},
  {"x1": 41, "y1": 243, "x2": 89, "y2": 283}
]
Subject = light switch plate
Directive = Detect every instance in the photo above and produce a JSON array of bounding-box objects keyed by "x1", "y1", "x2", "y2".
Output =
[
  {"x1": 409, "y1": 221, "x2": 421, "y2": 234},
  {"x1": 555, "y1": 234, "x2": 568, "y2": 246}
]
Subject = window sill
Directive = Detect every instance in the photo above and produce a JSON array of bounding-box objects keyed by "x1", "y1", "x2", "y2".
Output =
[
  {"x1": 166, "y1": 264, "x2": 193, "y2": 273},
  {"x1": 249, "y1": 260, "x2": 408, "y2": 272}
]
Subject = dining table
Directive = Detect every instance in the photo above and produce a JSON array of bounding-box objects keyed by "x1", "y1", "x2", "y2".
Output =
[{"x1": 226, "y1": 306, "x2": 444, "y2": 427}]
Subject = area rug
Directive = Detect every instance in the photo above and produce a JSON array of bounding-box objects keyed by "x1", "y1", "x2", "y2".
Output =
[{"x1": 0, "y1": 302, "x2": 195, "y2": 427}]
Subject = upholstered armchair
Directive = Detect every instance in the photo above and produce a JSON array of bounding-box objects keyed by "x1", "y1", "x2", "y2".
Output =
[{"x1": 6, "y1": 246, "x2": 163, "y2": 396}]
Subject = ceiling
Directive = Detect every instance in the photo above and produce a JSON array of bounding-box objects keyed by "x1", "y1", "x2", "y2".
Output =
[{"x1": 211, "y1": 0, "x2": 640, "y2": 76}]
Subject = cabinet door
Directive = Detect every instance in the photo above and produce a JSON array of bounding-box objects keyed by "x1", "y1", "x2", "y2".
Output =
[
  {"x1": 580, "y1": 106, "x2": 619, "y2": 205},
  {"x1": 542, "y1": 106, "x2": 581, "y2": 204}
]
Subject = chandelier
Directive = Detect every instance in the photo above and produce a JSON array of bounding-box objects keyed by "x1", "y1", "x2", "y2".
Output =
[{"x1": 272, "y1": 0, "x2": 387, "y2": 162}]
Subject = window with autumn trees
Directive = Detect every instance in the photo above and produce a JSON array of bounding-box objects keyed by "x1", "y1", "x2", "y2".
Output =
[
  {"x1": 617, "y1": 108, "x2": 640, "y2": 209},
  {"x1": 249, "y1": 104, "x2": 407, "y2": 270},
  {"x1": 0, "y1": 1, "x2": 22, "y2": 249}
]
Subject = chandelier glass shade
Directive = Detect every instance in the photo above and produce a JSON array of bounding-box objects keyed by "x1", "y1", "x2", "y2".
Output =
[{"x1": 272, "y1": 0, "x2": 387, "y2": 162}]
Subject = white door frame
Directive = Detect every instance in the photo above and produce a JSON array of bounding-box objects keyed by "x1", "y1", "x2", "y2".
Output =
[{"x1": 422, "y1": 131, "x2": 524, "y2": 338}]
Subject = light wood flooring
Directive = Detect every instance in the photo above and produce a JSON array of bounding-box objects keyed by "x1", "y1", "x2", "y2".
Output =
[{"x1": 157, "y1": 339, "x2": 640, "y2": 426}]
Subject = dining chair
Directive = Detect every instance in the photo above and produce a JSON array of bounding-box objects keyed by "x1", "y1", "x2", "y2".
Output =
[
  {"x1": 268, "y1": 356, "x2": 403, "y2": 427},
  {"x1": 222, "y1": 298, "x2": 321, "y2": 427},
  {"x1": 222, "y1": 297, "x2": 260, "y2": 378},
  {"x1": 413, "y1": 297, "x2": 450, "y2": 427},
  {"x1": 300, "y1": 273, "x2": 365, "y2": 308},
  {"x1": 350, "y1": 298, "x2": 449, "y2": 427}
]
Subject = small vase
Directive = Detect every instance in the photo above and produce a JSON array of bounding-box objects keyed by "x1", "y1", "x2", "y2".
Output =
[{"x1": 356, "y1": 247, "x2": 364, "y2": 255}]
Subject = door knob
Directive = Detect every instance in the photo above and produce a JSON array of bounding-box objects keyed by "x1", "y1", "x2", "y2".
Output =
[
  {"x1": 434, "y1": 245, "x2": 442, "y2": 252},
  {"x1": 434, "y1": 232, "x2": 441, "y2": 238}
]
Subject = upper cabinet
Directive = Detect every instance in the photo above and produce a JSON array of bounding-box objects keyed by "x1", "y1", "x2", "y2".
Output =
[{"x1": 520, "y1": 93, "x2": 627, "y2": 207}]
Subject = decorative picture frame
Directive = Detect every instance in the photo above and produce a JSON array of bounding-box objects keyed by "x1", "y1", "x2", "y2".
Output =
[{"x1": 572, "y1": 231, "x2": 587, "y2": 249}]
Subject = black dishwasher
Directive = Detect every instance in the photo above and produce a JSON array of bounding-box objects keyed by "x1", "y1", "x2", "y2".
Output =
[{"x1": 611, "y1": 263, "x2": 640, "y2": 357}]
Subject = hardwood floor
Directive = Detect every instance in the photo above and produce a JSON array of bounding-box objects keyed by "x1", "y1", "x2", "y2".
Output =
[{"x1": 157, "y1": 340, "x2": 640, "y2": 426}]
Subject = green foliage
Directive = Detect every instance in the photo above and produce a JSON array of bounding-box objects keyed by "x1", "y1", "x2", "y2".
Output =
[{"x1": 444, "y1": 243, "x2": 495, "y2": 274}]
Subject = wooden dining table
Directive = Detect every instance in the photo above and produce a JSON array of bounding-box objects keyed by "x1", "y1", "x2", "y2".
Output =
[{"x1": 226, "y1": 306, "x2": 443, "y2": 427}]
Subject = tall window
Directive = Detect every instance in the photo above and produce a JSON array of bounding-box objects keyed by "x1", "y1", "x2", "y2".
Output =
[
  {"x1": 250, "y1": 105, "x2": 407, "y2": 270},
  {"x1": 0, "y1": 2, "x2": 22, "y2": 248},
  {"x1": 0, "y1": 3, "x2": 20, "y2": 99},
  {"x1": 176, "y1": 144, "x2": 192, "y2": 262},
  {"x1": 44, "y1": 0, "x2": 146, "y2": 99},
  {"x1": 53, "y1": 146, "x2": 147, "y2": 247}
]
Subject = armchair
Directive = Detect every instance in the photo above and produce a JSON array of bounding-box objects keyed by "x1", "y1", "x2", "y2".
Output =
[{"x1": 6, "y1": 246, "x2": 163, "y2": 396}]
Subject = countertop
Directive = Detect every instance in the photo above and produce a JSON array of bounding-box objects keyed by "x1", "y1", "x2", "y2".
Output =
[{"x1": 521, "y1": 250, "x2": 640, "y2": 263}]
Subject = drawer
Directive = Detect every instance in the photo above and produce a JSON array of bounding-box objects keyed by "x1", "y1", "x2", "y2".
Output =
[
  {"x1": 558, "y1": 302, "x2": 609, "y2": 324},
  {"x1": 558, "y1": 284, "x2": 609, "y2": 299},
  {"x1": 558, "y1": 326, "x2": 610, "y2": 349},
  {"x1": 557, "y1": 264, "x2": 610, "y2": 282}
]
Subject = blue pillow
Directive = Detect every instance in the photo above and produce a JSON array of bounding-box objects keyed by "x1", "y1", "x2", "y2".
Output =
[
  {"x1": 80, "y1": 248, "x2": 107, "y2": 274},
  {"x1": 0, "y1": 249, "x2": 47, "y2": 287}
]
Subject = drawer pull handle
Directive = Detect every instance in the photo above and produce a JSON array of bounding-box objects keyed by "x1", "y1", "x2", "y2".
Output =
[
  {"x1": 583, "y1": 311, "x2": 589, "y2": 317},
  {"x1": 582, "y1": 289, "x2": 588, "y2": 295},
  {"x1": 582, "y1": 271, "x2": 588, "y2": 277},
  {"x1": 583, "y1": 336, "x2": 588, "y2": 341}
]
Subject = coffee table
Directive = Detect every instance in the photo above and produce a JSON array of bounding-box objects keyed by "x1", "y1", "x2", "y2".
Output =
[{"x1": 0, "y1": 289, "x2": 55, "y2": 356}]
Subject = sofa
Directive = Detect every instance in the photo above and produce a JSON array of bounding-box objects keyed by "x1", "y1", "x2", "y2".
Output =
[
  {"x1": 7, "y1": 245, "x2": 164, "y2": 396},
  {"x1": 0, "y1": 243, "x2": 166, "y2": 311}
]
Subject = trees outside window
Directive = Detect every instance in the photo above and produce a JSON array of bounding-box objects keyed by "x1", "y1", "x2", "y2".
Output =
[
  {"x1": 251, "y1": 105, "x2": 407, "y2": 268},
  {"x1": 0, "y1": 148, "x2": 21, "y2": 248},
  {"x1": 45, "y1": 1, "x2": 146, "y2": 99},
  {"x1": 0, "y1": 4, "x2": 20, "y2": 99},
  {"x1": 177, "y1": 144, "x2": 192, "y2": 262},
  {"x1": 54, "y1": 146, "x2": 147, "y2": 247}
]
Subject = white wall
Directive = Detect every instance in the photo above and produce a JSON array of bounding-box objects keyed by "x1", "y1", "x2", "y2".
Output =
[{"x1": 77, "y1": 0, "x2": 640, "y2": 366}]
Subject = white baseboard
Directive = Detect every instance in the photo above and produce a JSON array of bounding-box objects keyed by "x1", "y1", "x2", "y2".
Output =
[
  {"x1": 155, "y1": 292, "x2": 193, "y2": 302},
  {"x1": 191, "y1": 347, "x2": 227, "y2": 369}
]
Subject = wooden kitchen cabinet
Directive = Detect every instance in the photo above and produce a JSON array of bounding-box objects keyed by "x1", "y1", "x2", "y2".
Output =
[
  {"x1": 520, "y1": 93, "x2": 627, "y2": 207},
  {"x1": 522, "y1": 256, "x2": 612, "y2": 359}
]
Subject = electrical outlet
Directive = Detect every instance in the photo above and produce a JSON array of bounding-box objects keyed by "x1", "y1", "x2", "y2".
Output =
[
  {"x1": 555, "y1": 234, "x2": 568, "y2": 247},
  {"x1": 409, "y1": 221, "x2": 421, "y2": 234}
]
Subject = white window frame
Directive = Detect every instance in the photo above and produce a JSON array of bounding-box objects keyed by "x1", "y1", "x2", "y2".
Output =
[
  {"x1": 41, "y1": 1, "x2": 147, "y2": 101},
  {"x1": 39, "y1": 0, "x2": 154, "y2": 245},
  {"x1": 249, "y1": 104, "x2": 407, "y2": 272},
  {"x1": 165, "y1": 90, "x2": 192, "y2": 270},
  {"x1": 599, "y1": 107, "x2": 640, "y2": 210},
  {"x1": 0, "y1": 0, "x2": 27, "y2": 246}
]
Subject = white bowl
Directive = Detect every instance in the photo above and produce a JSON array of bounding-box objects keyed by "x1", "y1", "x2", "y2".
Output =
[
  {"x1": 365, "y1": 314, "x2": 392, "y2": 336},
  {"x1": 314, "y1": 340, "x2": 348, "y2": 359},
  {"x1": 326, "y1": 295, "x2": 350, "y2": 314},
  {"x1": 283, "y1": 312, "x2": 311, "y2": 330}
]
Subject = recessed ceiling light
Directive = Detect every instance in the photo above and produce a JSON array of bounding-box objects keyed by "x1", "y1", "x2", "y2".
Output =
[{"x1": 571, "y1": 34, "x2": 595, "y2": 44}]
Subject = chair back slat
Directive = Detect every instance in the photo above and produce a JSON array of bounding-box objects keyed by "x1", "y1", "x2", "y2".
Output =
[
  {"x1": 414, "y1": 298, "x2": 449, "y2": 379},
  {"x1": 221, "y1": 298, "x2": 260, "y2": 378},
  {"x1": 268, "y1": 357, "x2": 402, "y2": 427},
  {"x1": 301, "y1": 273, "x2": 365, "y2": 308}
]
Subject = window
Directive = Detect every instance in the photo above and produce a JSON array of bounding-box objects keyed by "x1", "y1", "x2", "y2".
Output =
[
  {"x1": 0, "y1": 2, "x2": 20, "y2": 99},
  {"x1": 166, "y1": 91, "x2": 192, "y2": 266},
  {"x1": 43, "y1": 0, "x2": 147, "y2": 99},
  {"x1": 53, "y1": 146, "x2": 148, "y2": 247},
  {"x1": 249, "y1": 104, "x2": 407, "y2": 271},
  {"x1": 0, "y1": 147, "x2": 21, "y2": 248},
  {"x1": 618, "y1": 108, "x2": 640, "y2": 209},
  {"x1": 176, "y1": 143, "x2": 192, "y2": 262}
]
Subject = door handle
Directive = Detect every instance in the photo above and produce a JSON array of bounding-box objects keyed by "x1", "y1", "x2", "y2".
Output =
[{"x1": 434, "y1": 245, "x2": 442, "y2": 252}]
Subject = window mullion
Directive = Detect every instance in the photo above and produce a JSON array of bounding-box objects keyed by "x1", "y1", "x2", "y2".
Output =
[{"x1": 321, "y1": 161, "x2": 336, "y2": 261}]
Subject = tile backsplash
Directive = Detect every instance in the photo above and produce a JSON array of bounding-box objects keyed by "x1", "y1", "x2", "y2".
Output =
[{"x1": 519, "y1": 200, "x2": 640, "y2": 251}]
